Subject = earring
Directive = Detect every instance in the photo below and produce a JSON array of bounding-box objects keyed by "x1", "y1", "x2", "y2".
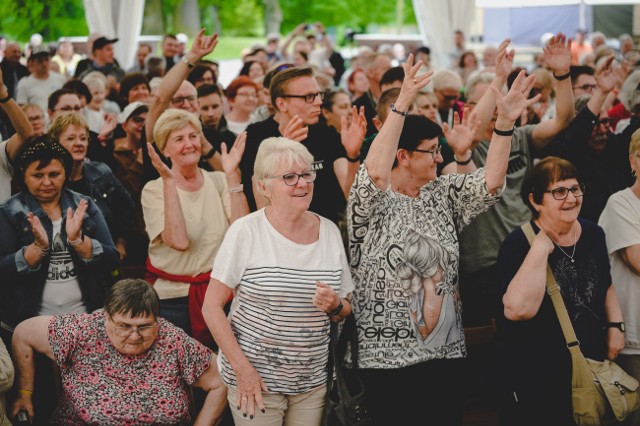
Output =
[{"x1": 633, "y1": 169, "x2": 637, "y2": 177}]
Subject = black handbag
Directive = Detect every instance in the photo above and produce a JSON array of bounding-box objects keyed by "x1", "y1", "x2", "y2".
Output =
[{"x1": 322, "y1": 313, "x2": 371, "y2": 426}]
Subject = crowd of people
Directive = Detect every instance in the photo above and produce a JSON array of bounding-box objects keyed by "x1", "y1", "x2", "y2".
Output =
[{"x1": 0, "y1": 21, "x2": 638, "y2": 425}]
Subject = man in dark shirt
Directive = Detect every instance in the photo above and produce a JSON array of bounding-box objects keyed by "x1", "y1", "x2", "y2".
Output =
[
  {"x1": 1, "y1": 42, "x2": 29, "y2": 100},
  {"x1": 241, "y1": 66, "x2": 366, "y2": 224}
]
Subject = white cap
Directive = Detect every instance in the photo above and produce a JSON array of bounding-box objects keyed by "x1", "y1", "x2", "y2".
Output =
[
  {"x1": 176, "y1": 33, "x2": 188, "y2": 44},
  {"x1": 118, "y1": 101, "x2": 148, "y2": 124}
]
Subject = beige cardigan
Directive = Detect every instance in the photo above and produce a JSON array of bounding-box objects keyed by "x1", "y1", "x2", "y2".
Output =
[{"x1": 0, "y1": 338, "x2": 14, "y2": 426}]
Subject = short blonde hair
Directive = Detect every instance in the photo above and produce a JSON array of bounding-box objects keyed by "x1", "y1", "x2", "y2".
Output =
[
  {"x1": 254, "y1": 137, "x2": 314, "y2": 184},
  {"x1": 48, "y1": 113, "x2": 89, "y2": 143},
  {"x1": 153, "y1": 109, "x2": 202, "y2": 153}
]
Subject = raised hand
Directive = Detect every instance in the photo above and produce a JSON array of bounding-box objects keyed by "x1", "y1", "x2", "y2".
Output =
[
  {"x1": 396, "y1": 54, "x2": 433, "y2": 108},
  {"x1": 26, "y1": 212, "x2": 49, "y2": 249},
  {"x1": 443, "y1": 110, "x2": 480, "y2": 157},
  {"x1": 493, "y1": 70, "x2": 540, "y2": 123},
  {"x1": 543, "y1": 32, "x2": 571, "y2": 75},
  {"x1": 494, "y1": 39, "x2": 515, "y2": 83},
  {"x1": 221, "y1": 132, "x2": 246, "y2": 175},
  {"x1": 340, "y1": 106, "x2": 367, "y2": 158},
  {"x1": 595, "y1": 55, "x2": 617, "y2": 94},
  {"x1": 65, "y1": 199, "x2": 88, "y2": 242},
  {"x1": 147, "y1": 143, "x2": 174, "y2": 180},
  {"x1": 190, "y1": 29, "x2": 218, "y2": 60},
  {"x1": 279, "y1": 115, "x2": 308, "y2": 141}
]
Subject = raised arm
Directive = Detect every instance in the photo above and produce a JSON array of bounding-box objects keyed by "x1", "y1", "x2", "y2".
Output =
[
  {"x1": 0, "y1": 65, "x2": 34, "y2": 161},
  {"x1": 485, "y1": 70, "x2": 540, "y2": 193},
  {"x1": 145, "y1": 29, "x2": 219, "y2": 142},
  {"x1": 279, "y1": 23, "x2": 306, "y2": 60},
  {"x1": 531, "y1": 33, "x2": 574, "y2": 150},
  {"x1": 221, "y1": 132, "x2": 250, "y2": 223},
  {"x1": 365, "y1": 55, "x2": 432, "y2": 190},
  {"x1": 11, "y1": 316, "x2": 54, "y2": 421},
  {"x1": 587, "y1": 55, "x2": 617, "y2": 116},
  {"x1": 334, "y1": 106, "x2": 367, "y2": 198}
]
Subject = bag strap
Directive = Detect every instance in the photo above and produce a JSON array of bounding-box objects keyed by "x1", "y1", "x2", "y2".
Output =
[
  {"x1": 521, "y1": 222, "x2": 580, "y2": 349},
  {"x1": 326, "y1": 313, "x2": 361, "y2": 396}
]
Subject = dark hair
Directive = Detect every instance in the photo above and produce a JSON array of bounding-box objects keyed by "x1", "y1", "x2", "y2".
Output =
[
  {"x1": 197, "y1": 83, "x2": 223, "y2": 99},
  {"x1": 163, "y1": 34, "x2": 177, "y2": 42},
  {"x1": 521, "y1": 156, "x2": 582, "y2": 218},
  {"x1": 570, "y1": 65, "x2": 595, "y2": 84},
  {"x1": 377, "y1": 87, "x2": 401, "y2": 124},
  {"x1": 414, "y1": 46, "x2": 431, "y2": 56},
  {"x1": 507, "y1": 67, "x2": 528, "y2": 90},
  {"x1": 398, "y1": 114, "x2": 442, "y2": 153},
  {"x1": 458, "y1": 50, "x2": 477, "y2": 69},
  {"x1": 119, "y1": 72, "x2": 150, "y2": 104},
  {"x1": 225, "y1": 76, "x2": 260, "y2": 101},
  {"x1": 187, "y1": 64, "x2": 216, "y2": 87},
  {"x1": 16, "y1": 135, "x2": 73, "y2": 184},
  {"x1": 145, "y1": 56, "x2": 166, "y2": 79},
  {"x1": 295, "y1": 51, "x2": 308, "y2": 62},
  {"x1": 239, "y1": 60, "x2": 264, "y2": 78},
  {"x1": 48, "y1": 88, "x2": 79, "y2": 111},
  {"x1": 379, "y1": 66, "x2": 405, "y2": 90},
  {"x1": 62, "y1": 79, "x2": 92, "y2": 104},
  {"x1": 321, "y1": 88, "x2": 349, "y2": 112},
  {"x1": 104, "y1": 279, "x2": 160, "y2": 319},
  {"x1": 269, "y1": 67, "x2": 314, "y2": 110}
]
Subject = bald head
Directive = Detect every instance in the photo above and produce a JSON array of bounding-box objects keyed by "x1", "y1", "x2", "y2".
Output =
[{"x1": 5, "y1": 43, "x2": 21, "y2": 64}]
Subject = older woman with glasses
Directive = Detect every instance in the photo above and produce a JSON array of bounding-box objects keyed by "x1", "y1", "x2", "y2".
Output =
[
  {"x1": 495, "y1": 156, "x2": 625, "y2": 425},
  {"x1": 224, "y1": 76, "x2": 261, "y2": 135},
  {"x1": 10, "y1": 279, "x2": 227, "y2": 425},
  {"x1": 202, "y1": 137, "x2": 354, "y2": 425}
]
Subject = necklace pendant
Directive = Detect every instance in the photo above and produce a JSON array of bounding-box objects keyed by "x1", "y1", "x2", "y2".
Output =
[{"x1": 571, "y1": 259, "x2": 575, "y2": 263}]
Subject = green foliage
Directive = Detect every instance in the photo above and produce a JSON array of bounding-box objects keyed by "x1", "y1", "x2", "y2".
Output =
[
  {"x1": 212, "y1": 0, "x2": 263, "y2": 36},
  {"x1": 0, "y1": 0, "x2": 88, "y2": 41}
]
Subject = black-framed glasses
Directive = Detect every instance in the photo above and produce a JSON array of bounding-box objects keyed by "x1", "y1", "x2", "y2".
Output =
[
  {"x1": 130, "y1": 116, "x2": 145, "y2": 124},
  {"x1": 280, "y1": 92, "x2": 325, "y2": 103},
  {"x1": 268, "y1": 170, "x2": 316, "y2": 186},
  {"x1": 573, "y1": 84, "x2": 596, "y2": 93},
  {"x1": 597, "y1": 117, "x2": 611, "y2": 127},
  {"x1": 411, "y1": 145, "x2": 442, "y2": 160},
  {"x1": 110, "y1": 319, "x2": 157, "y2": 338},
  {"x1": 170, "y1": 95, "x2": 197, "y2": 106},
  {"x1": 545, "y1": 184, "x2": 585, "y2": 200}
]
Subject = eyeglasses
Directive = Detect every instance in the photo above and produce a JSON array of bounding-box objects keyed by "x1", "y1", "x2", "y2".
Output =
[
  {"x1": 411, "y1": 145, "x2": 442, "y2": 160},
  {"x1": 110, "y1": 320, "x2": 157, "y2": 338},
  {"x1": 56, "y1": 106, "x2": 82, "y2": 113},
  {"x1": 280, "y1": 92, "x2": 325, "y2": 103},
  {"x1": 545, "y1": 184, "x2": 586, "y2": 200},
  {"x1": 597, "y1": 117, "x2": 611, "y2": 127},
  {"x1": 236, "y1": 92, "x2": 258, "y2": 99},
  {"x1": 170, "y1": 95, "x2": 197, "y2": 106},
  {"x1": 440, "y1": 93, "x2": 460, "y2": 102},
  {"x1": 27, "y1": 115, "x2": 44, "y2": 122},
  {"x1": 268, "y1": 170, "x2": 316, "y2": 186},
  {"x1": 130, "y1": 116, "x2": 145, "y2": 124},
  {"x1": 573, "y1": 84, "x2": 596, "y2": 93}
]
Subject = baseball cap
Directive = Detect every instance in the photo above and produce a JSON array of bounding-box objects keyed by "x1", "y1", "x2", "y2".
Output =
[
  {"x1": 92, "y1": 36, "x2": 119, "y2": 52},
  {"x1": 118, "y1": 101, "x2": 148, "y2": 124}
]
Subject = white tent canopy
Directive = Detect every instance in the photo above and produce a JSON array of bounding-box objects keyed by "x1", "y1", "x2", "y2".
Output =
[{"x1": 82, "y1": 0, "x2": 145, "y2": 70}]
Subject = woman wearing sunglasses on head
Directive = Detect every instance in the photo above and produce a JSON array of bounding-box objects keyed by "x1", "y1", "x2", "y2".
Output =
[
  {"x1": 495, "y1": 156, "x2": 625, "y2": 425},
  {"x1": 202, "y1": 137, "x2": 354, "y2": 425}
]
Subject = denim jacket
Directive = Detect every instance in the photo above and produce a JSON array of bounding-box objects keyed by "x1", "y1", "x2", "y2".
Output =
[
  {"x1": 82, "y1": 159, "x2": 135, "y2": 243},
  {"x1": 0, "y1": 189, "x2": 119, "y2": 328}
]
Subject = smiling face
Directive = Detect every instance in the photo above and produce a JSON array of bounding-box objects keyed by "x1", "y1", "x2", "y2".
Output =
[
  {"x1": 533, "y1": 178, "x2": 583, "y2": 226},
  {"x1": 230, "y1": 84, "x2": 259, "y2": 115},
  {"x1": 123, "y1": 111, "x2": 147, "y2": 141},
  {"x1": 587, "y1": 111, "x2": 611, "y2": 154},
  {"x1": 402, "y1": 137, "x2": 442, "y2": 184},
  {"x1": 57, "y1": 124, "x2": 89, "y2": 162},
  {"x1": 105, "y1": 311, "x2": 158, "y2": 356},
  {"x1": 24, "y1": 159, "x2": 65, "y2": 203},
  {"x1": 128, "y1": 83, "x2": 150, "y2": 104},
  {"x1": 162, "y1": 123, "x2": 201, "y2": 168},
  {"x1": 260, "y1": 161, "x2": 314, "y2": 212}
]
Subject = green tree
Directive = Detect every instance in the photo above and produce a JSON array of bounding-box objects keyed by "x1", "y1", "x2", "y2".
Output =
[{"x1": 0, "y1": 0, "x2": 88, "y2": 41}]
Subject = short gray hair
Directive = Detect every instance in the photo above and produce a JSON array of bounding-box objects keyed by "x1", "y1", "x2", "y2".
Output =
[
  {"x1": 104, "y1": 279, "x2": 160, "y2": 319},
  {"x1": 433, "y1": 69, "x2": 463, "y2": 91},
  {"x1": 465, "y1": 72, "x2": 495, "y2": 102},
  {"x1": 254, "y1": 137, "x2": 314, "y2": 184}
]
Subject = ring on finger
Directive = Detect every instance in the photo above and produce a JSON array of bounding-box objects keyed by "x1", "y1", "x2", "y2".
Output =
[{"x1": 413, "y1": 78, "x2": 417, "y2": 84}]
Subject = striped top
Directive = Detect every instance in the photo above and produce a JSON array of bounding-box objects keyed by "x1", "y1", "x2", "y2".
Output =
[{"x1": 211, "y1": 209, "x2": 353, "y2": 394}]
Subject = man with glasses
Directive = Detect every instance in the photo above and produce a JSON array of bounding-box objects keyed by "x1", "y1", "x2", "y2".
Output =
[
  {"x1": 240, "y1": 66, "x2": 366, "y2": 224},
  {"x1": 543, "y1": 55, "x2": 640, "y2": 222},
  {"x1": 570, "y1": 64, "x2": 597, "y2": 97}
]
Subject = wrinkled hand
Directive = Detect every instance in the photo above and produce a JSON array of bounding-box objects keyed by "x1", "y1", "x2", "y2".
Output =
[
  {"x1": 279, "y1": 115, "x2": 308, "y2": 141},
  {"x1": 147, "y1": 143, "x2": 174, "y2": 180},
  {"x1": 235, "y1": 364, "x2": 268, "y2": 419},
  {"x1": 221, "y1": 132, "x2": 246, "y2": 174},
  {"x1": 595, "y1": 55, "x2": 617, "y2": 94},
  {"x1": 614, "y1": 61, "x2": 629, "y2": 91},
  {"x1": 190, "y1": 29, "x2": 218, "y2": 60},
  {"x1": 340, "y1": 106, "x2": 367, "y2": 158},
  {"x1": 607, "y1": 328, "x2": 625, "y2": 360},
  {"x1": 27, "y1": 212, "x2": 49, "y2": 249},
  {"x1": 543, "y1": 32, "x2": 571, "y2": 74},
  {"x1": 65, "y1": 199, "x2": 88, "y2": 241},
  {"x1": 313, "y1": 282, "x2": 341, "y2": 314},
  {"x1": 10, "y1": 394, "x2": 34, "y2": 423},
  {"x1": 532, "y1": 228, "x2": 555, "y2": 255},
  {"x1": 397, "y1": 54, "x2": 433, "y2": 105},
  {"x1": 493, "y1": 70, "x2": 539, "y2": 123},
  {"x1": 494, "y1": 39, "x2": 515, "y2": 82},
  {"x1": 443, "y1": 110, "x2": 480, "y2": 156}
]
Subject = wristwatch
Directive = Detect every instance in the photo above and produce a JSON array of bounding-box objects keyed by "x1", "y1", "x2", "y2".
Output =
[
  {"x1": 329, "y1": 300, "x2": 344, "y2": 317},
  {"x1": 606, "y1": 322, "x2": 625, "y2": 332}
]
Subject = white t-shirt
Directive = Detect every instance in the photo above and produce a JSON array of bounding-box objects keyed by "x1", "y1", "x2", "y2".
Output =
[
  {"x1": 16, "y1": 73, "x2": 66, "y2": 113},
  {"x1": 225, "y1": 118, "x2": 249, "y2": 135},
  {"x1": 0, "y1": 140, "x2": 12, "y2": 203},
  {"x1": 39, "y1": 219, "x2": 86, "y2": 315},
  {"x1": 212, "y1": 208, "x2": 353, "y2": 394},
  {"x1": 599, "y1": 187, "x2": 640, "y2": 355}
]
